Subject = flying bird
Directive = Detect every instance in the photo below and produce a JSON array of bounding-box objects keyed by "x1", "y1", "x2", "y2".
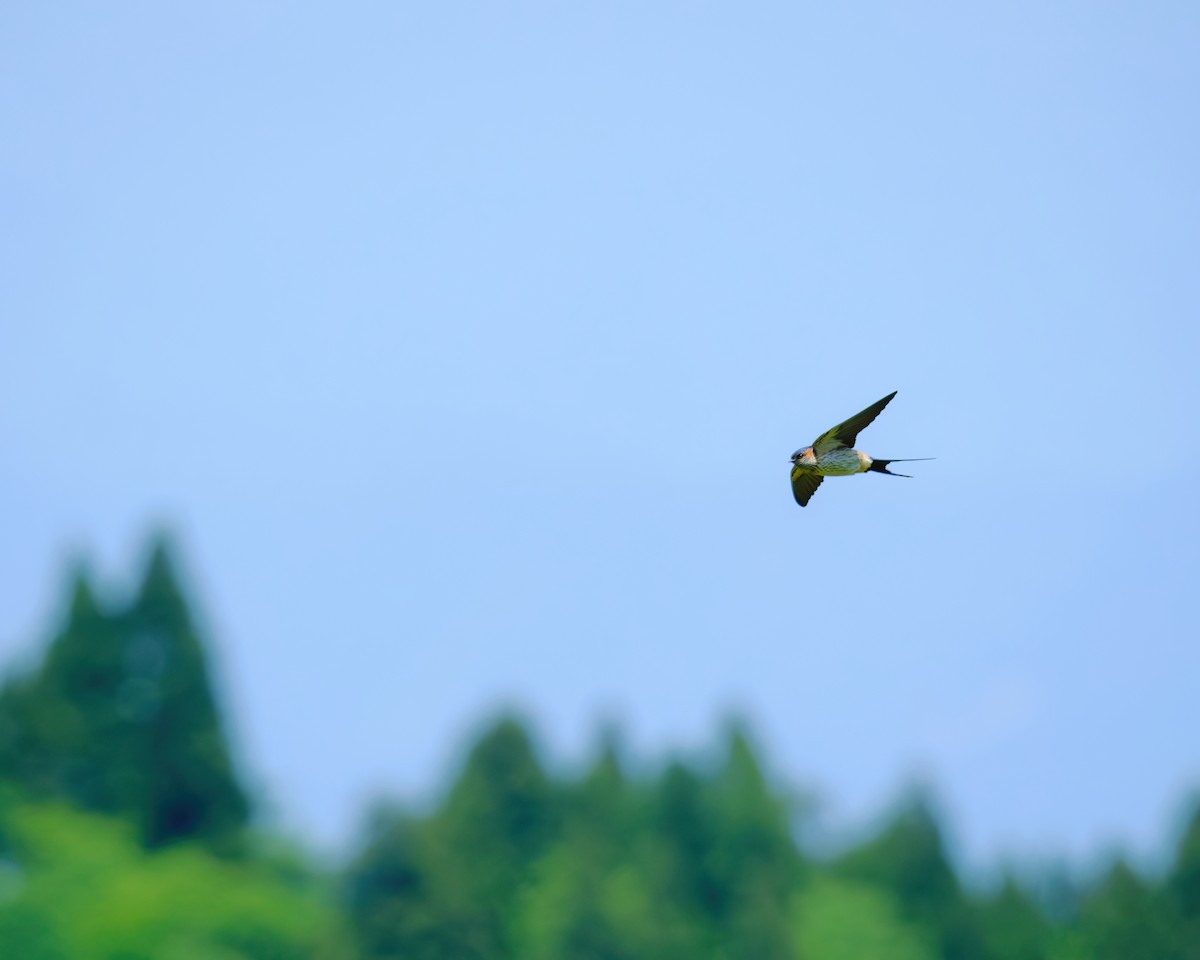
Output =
[{"x1": 790, "y1": 391, "x2": 931, "y2": 507}]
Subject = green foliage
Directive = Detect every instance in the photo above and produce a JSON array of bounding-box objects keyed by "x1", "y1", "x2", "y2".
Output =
[
  {"x1": 515, "y1": 839, "x2": 664, "y2": 960},
  {"x1": 0, "y1": 571, "x2": 127, "y2": 809},
  {"x1": 513, "y1": 733, "x2": 657, "y2": 960},
  {"x1": 1167, "y1": 798, "x2": 1200, "y2": 958},
  {"x1": 834, "y1": 790, "x2": 988, "y2": 960},
  {"x1": 1074, "y1": 857, "x2": 1180, "y2": 960},
  {"x1": 6, "y1": 533, "x2": 1200, "y2": 959},
  {"x1": 344, "y1": 805, "x2": 450, "y2": 960},
  {"x1": 433, "y1": 714, "x2": 559, "y2": 906},
  {"x1": 344, "y1": 716, "x2": 560, "y2": 960},
  {"x1": 0, "y1": 799, "x2": 347, "y2": 960},
  {"x1": 706, "y1": 724, "x2": 802, "y2": 959},
  {"x1": 0, "y1": 536, "x2": 249, "y2": 855},
  {"x1": 338, "y1": 713, "x2": 1200, "y2": 960},
  {"x1": 122, "y1": 538, "x2": 250, "y2": 852},
  {"x1": 974, "y1": 877, "x2": 1055, "y2": 960},
  {"x1": 794, "y1": 877, "x2": 934, "y2": 960}
]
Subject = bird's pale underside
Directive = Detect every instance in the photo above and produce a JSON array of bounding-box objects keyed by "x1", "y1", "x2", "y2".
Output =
[{"x1": 789, "y1": 391, "x2": 930, "y2": 507}]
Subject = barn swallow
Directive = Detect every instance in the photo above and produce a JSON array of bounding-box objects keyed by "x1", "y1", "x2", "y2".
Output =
[{"x1": 790, "y1": 391, "x2": 931, "y2": 507}]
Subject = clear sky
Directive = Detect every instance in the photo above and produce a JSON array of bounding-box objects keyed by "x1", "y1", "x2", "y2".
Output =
[{"x1": 3, "y1": 3, "x2": 1198, "y2": 869}]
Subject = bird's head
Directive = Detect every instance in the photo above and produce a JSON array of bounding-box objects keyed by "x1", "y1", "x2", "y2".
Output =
[{"x1": 790, "y1": 446, "x2": 815, "y2": 465}]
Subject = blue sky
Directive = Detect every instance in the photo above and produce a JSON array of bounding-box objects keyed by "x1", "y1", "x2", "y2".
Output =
[{"x1": 3, "y1": 3, "x2": 1198, "y2": 868}]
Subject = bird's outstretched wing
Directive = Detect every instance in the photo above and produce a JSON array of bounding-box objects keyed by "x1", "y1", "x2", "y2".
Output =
[
  {"x1": 812, "y1": 391, "x2": 897, "y2": 456},
  {"x1": 791, "y1": 469, "x2": 823, "y2": 507}
]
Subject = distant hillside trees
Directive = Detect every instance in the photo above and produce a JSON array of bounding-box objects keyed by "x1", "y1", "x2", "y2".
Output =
[
  {"x1": 0, "y1": 534, "x2": 249, "y2": 855},
  {"x1": 3, "y1": 531, "x2": 1200, "y2": 959}
]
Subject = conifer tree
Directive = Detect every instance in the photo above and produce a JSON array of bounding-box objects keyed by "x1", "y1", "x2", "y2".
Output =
[
  {"x1": 122, "y1": 535, "x2": 249, "y2": 852},
  {"x1": 1076, "y1": 858, "x2": 1179, "y2": 960},
  {"x1": 651, "y1": 761, "x2": 723, "y2": 918},
  {"x1": 345, "y1": 803, "x2": 441, "y2": 960},
  {"x1": 833, "y1": 790, "x2": 986, "y2": 960},
  {"x1": 974, "y1": 875, "x2": 1054, "y2": 960},
  {"x1": 0, "y1": 566, "x2": 129, "y2": 811},
  {"x1": 455, "y1": 719, "x2": 554, "y2": 886},
  {"x1": 1167, "y1": 799, "x2": 1200, "y2": 959},
  {"x1": 0, "y1": 535, "x2": 249, "y2": 855},
  {"x1": 514, "y1": 728, "x2": 651, "y2": 960},
  {"x1": 707, "y1": 723, "x2": 800, "y2": 959},
  {"x1": 435, "y1": 715, "x2": 556, "y2": 895},
  {"x1": 365, "y1": 714, "x2": 560, "y2": 960}
]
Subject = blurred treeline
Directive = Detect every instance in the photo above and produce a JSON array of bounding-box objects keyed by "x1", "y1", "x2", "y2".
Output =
[{"x1": 2, "y1": 536, "x2": 1199, "y2": 959}]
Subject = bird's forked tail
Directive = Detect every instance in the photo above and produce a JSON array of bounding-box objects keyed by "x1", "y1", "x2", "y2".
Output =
[{"x1": 868, "y1": 458, "x2": 934, "y2": 478}]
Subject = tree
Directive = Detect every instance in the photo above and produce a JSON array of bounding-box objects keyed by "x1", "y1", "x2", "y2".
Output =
[
  {"x1": 0, "y1": 568, "x2": 124, "y2": 810},
  {"x1": 794, "y1": 877, "x2": 934, "y2": 960},
  {"x1": 1167, "y1": 798, "x2": 1200, "y2": 958},
  {"x1": 833, "y1": 790, "x2": 986, "y2": 960},
  {"x1": 0, "y1": 799, "x2": 346, "y2": 960},
  {"x1": 513, "y1": 729, "x2": 658, "y2": 960},
  {"x1": 347, "y1": 715, "x2": 559, "y2": 960},
  {"x1": 647, "y1": 760, "x2": 726, "y2": 933},
  {"x1": 344, "y1": 803, "x2": 452, "y2": 960},
  {"x1": 975, "y1": 875, "x2": 1055, "y2": 960},
  {"x1": 705, "y1": 723, "x2": 802, "y2": 959},
  {"x1": 1074, "y1": 857, "x2": 1179, "y2": 960},
  {"x1": 121, "y1": 535, "x2": 249, "y2": 852},
  {"x1": 432, "y1": 714, "x2": 558, "y2": 908},
  {"x1": 0, "y1": 535, "x2": 249, "y2": 855},
  {"x1": 515, "y1": 840, "x2": 661, "y2": 960}
]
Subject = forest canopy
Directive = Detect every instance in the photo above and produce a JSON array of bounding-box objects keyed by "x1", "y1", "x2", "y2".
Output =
[{"x1": 1, "y1": 533, "x2": 1198, "y2": 959}]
